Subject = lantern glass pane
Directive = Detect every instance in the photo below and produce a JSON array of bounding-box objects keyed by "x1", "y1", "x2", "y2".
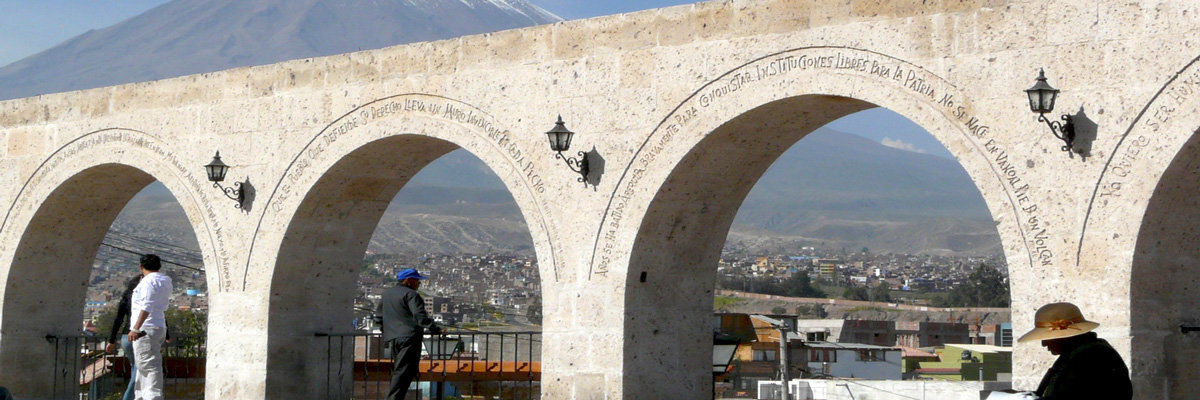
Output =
[
  {"x1": 713, "y1": 344, "x2": 738, "y2": 369},
  {"x1": 206, "y1": 164, "x2": 228, "y2": 182},
  {"x1": 1041, "y1": 90, "x2": 1057, "y2": 113},
  {"x1": 548, "y1": 132, "x2": 572, "y2": 152},
  {"x1": 1026, "y1": 90, "x2": 1041, "y2": 112},
  {"x1": 560, "y1": 132, "x2": 573, "y2": 151}
]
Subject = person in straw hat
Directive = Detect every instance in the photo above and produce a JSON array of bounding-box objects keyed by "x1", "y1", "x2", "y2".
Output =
[{"x1": 1017, "y1": 302, "x2": 1131, "y2": 399}]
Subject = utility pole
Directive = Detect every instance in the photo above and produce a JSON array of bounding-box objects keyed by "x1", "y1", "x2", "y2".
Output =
[
  {"x1": 752, "y1": 315, "x2": 791, "y2": 400},
  {"x1": 778, "y1": 323, "x2": 790, "y2": 400}
]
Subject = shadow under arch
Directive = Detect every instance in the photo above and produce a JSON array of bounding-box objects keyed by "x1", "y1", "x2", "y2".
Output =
[
  {"x1": 262, "y1": 133, "x2": 543, "y2": 398},
  {"x1": 1129, "y1": 127, "x2": 1200, "y2": 399},
  {"x1": 608, "y1": 48, "x2": 1028, "y2": 398},
  {"x1": 0, "y1": 159, "x2": 215, "y2": 397}
]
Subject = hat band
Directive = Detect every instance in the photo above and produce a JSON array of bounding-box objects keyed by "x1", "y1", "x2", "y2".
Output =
[{"x1": 1037, "y1": 319, "x2": 1082, "y2": 331}]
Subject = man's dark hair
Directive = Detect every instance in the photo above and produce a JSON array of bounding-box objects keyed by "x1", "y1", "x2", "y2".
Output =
[{"x1": 140, "y1": 254, "x2": 162, "y2": 271}]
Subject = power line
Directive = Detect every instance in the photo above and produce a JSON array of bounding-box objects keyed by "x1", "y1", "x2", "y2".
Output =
[
  {"x1": 99, "y1": 242, "x2": 203, "y2": 273},
  {"x1": 104, "y1": 231, "x2": 202, "y2": 264},
  {"x1": 107, "y1": 230, "x2": 202, "y2": 258}
]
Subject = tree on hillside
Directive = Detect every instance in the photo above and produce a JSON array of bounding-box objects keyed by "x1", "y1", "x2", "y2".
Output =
[
  {"x1": 842, "y1": 286, "x2": 869, "y2": 301},
  {"x1": 527, "y1": 297, "x2": 542, "y2": 325},
  {"x1": 937, "y1": 263, "x2": 1010, "y2": 307},
  {"x1": 781, "y1": 271, "x2": 826, "y2": 298},
  {"x1": 95, "y1": 306, "x2": 207, "y2": 355},
  {"x1": 870, "y1": 281, "x2": 892, "y2": 303},
  {"x1": 165, "y1": 308, "x2": 207, "y2": 356}
]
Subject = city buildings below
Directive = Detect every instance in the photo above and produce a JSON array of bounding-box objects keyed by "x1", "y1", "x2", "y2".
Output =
[
  {"x1": 803, "y1": 341, "x2": 901, "y2": 380},
  {"x1": 716, "y1": 313, "x2": 1013, "y2": 399}
]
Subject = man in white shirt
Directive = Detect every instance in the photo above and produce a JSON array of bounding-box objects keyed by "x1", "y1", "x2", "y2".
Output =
[{"x1": 128, "y1": 254, "x2": 172, "y2": 400}]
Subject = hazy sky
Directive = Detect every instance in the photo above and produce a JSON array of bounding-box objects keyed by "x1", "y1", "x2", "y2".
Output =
[
  {"x1": 0, "y1": 0, "x2": 701, "y2": 67},
  {"x1": 0, "y1": 0, "x2": 951, "y2": 157}
]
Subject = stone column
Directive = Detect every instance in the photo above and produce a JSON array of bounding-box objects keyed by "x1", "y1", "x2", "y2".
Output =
[{"x1": 204, "y1": 291, "x2": 270, "y2": 399}]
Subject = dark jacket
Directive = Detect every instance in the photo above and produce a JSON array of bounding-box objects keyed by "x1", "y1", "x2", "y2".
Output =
[
  {"x1": 1036, "y1": 332, "x2": 1131, "y2": 400},
  {"x1": 379, "y1": 284, "x2": 438, "y2": 343},
  {"x1": 108, "y1": 276, "x2": 142, "y2": 344}
]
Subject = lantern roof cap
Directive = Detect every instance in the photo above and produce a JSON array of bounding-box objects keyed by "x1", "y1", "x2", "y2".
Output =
[
  {"x1": 1025, "y1": 68, "x2": 1058, "y2": 93},
  {"x1": 206, "y1": 151, "x2": 228, "y2": 167},
  {"x1": 546, "y1": 115, "x2": 572, "y2": 135}
]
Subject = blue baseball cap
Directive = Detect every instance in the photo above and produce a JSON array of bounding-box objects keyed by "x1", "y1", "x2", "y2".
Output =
[{"x1": 396, "y1": 268, "x2": 427, "y2": 281}]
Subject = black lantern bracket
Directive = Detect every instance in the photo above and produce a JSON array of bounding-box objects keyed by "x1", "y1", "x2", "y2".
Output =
[
  {"x1": 555, "y1": 150, "x2": 590, "y2": 185},
  {"x1": 1025, "y1": 69, "x2": 1077, "y2": 153},
  {"x1": 214, "y1": 181, "x2": 245, "y2": 208},
  {"x1": 545, "y1": 115, "x2": 592, "y2": 187},
  {"x1": 1038, "y1": 112, "x2": 1076, "y2": 152},
  {"x1": 204, "y1": 151, "x2": 246, "y2": 209}
]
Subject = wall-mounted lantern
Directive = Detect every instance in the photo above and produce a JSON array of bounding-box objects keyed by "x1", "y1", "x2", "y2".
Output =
[
  {"x1": 712, "y1": 332, "x2": 741, "y2": 378},
  {"x1": 545, "y1": 115, "x2": 590, "y2": 186},
  {"x1": 1025, "y1": 69, "x2": 1076, "y2": 152},
  {"x1": 204, "y1": 151, "x2": 244, "y2": 209}
]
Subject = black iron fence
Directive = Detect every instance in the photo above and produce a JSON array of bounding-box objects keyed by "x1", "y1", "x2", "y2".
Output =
[
  {"x1": 315, "y1": 330, "x2": 541, "y2": 400},
  {"x1": 46, "y1": 334, "x2": 206, "y2": 400}
]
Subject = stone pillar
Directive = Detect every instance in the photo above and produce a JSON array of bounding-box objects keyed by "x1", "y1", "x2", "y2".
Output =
[{"x1": 204, "y1": 291, "x2": 270, "y2": 399}]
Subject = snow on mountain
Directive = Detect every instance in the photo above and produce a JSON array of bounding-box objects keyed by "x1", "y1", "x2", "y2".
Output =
[{"x1": 0, "y1": 0, "x2": 560, "y2": 100}]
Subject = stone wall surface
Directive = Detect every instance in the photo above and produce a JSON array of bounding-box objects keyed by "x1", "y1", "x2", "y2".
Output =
[{"x1": 0, "y1": 0, "x2": 1198, "y2": 398}]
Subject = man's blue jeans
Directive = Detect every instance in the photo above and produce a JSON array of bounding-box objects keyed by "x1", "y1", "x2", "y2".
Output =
[{"x1": 121, "y1": 335, "x2": 137, "y2": 400}]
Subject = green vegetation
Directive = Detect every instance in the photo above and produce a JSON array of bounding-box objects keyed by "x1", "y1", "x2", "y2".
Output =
[
  {"x1": 936, "y1": 263, "x2": 1010, "y2": 307},
  {"x1": 795, "y1": 304, "x2": 828, "y2": 318},
  {"x1": 718, "y1": 271, "x2": 826, "y2": 299},
  {"x1": 94, "y1": 306, "x2": 207, "y2": 353},
  {"x1": 526, "y1": 297, "x2": 542, "y2": 325},
  {"x1": 871, "y1": 281, "x2": 892, "y2": 303},
  {"x1": 842, "y1": 286, "x2": 870, "y2": 301},
  {"x1": 713, "y1": 296, "x2": 745, "y2": 311},
  {"x1": 846, "y1": 306, "x2": 888, "y2": 313}
]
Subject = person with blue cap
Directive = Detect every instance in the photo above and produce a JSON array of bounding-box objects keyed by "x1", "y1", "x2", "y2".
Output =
[{"x1": 379, "y1": 268, "x2": 441, "y2": 400}]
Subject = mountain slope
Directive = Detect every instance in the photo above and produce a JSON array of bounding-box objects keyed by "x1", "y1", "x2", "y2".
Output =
[
  {"x1": 0, "y1": 0, "x2": 560, "y2": 100},
  {"x1": 735, "y1": 128, "x2": 990, "y2": 225}
]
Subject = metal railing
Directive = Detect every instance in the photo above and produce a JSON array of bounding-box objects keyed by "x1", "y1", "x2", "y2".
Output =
[
  {"x1": 46, "y1": 334, "x2": 206, "y2": 400},
  {"x1": 315, "y1": 330, "x2": 541, "y2": 400}
]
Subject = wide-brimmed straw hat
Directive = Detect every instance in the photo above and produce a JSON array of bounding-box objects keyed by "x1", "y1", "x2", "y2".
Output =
[{"x1": 1017, "y1": 302, "x2": 1100, "y2": 343}]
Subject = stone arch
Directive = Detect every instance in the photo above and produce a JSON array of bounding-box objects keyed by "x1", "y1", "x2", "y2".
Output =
[
  {"x1": 0, "y1": 129, "x2": 221, "y2": 397},
  {"x1": 596, "y1": 48, "x2": 1033, "y2": 397},
  {"x1": 1080, "y1": 54, "x2": 1200, "y2": 399},
  {"x1": 243, "y1": 95, "x2": 556, "y2": 398}
]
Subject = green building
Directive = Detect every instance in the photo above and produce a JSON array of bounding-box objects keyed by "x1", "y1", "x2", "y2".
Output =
[{"x1": 910, "y1": 344, "x2": 1012, "y2": 381}]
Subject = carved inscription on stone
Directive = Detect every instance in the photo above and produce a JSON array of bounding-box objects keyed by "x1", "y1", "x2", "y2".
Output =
[
  {"x1": 1078, "y1": 58, "x2": 1200, "y2": 262},
  {"x1": 260, "y1": 94, "x2": 561, "y2": 283},
  {"x1": 592, "y1": 47, "x2": 1051, "y2": 278},
  {"x1": 5, "y1": 129, "x2": 234, "y2": 291},
  {"x1": 272, "y1": 95, "x2": 546, "y2": 213},
  {"x1": 1096, "y1": 65, "x2": 1200, "y2": 203}
]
